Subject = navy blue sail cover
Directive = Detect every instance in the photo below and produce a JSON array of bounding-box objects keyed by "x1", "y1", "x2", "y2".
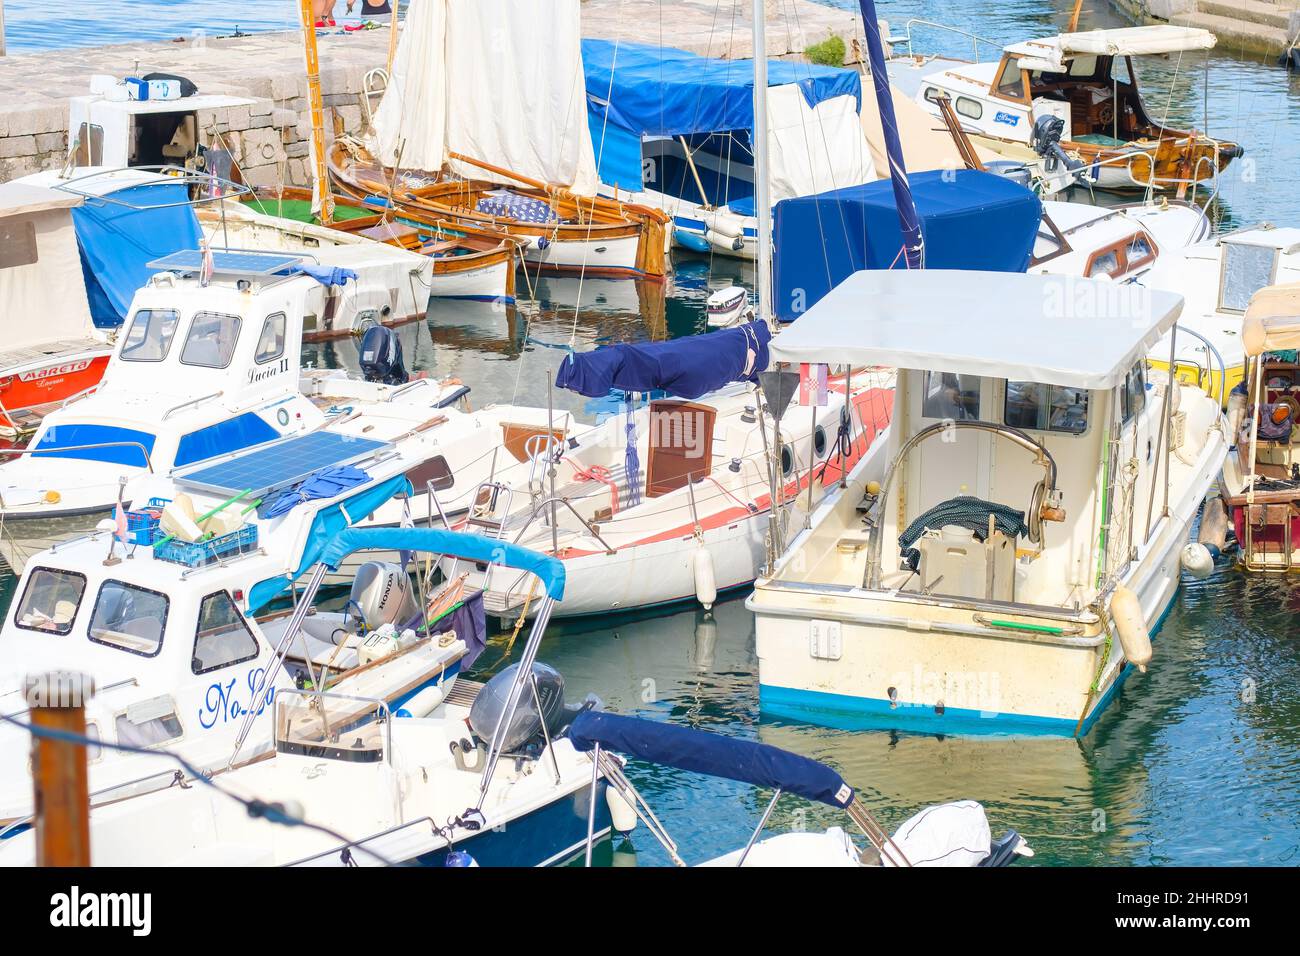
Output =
[
  {"x1": 567, "y1": 711, "x2": 854, "y2": 808},
  {"x1": 556, "y1": 320, "x2": 771, "y2": 400},
  {"x1": 318, "y1": 526, "x2": 566, "y2": 600},
  {"x1": 772, "y1": 169, "x2": 1042, "y2": 322}
]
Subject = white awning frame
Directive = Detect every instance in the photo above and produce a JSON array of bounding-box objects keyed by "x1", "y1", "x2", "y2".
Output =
[{"x1": 1005, "y1": 26, "x2": 1216, "y2": 73}]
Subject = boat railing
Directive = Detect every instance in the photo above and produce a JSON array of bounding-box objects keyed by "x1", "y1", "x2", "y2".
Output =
[
  {"x1": 510, "y1": 496, "x2": 618, "y2": 556},
  {"x1": 1169, "y1": 326, "x2": 1229, "y2": 408},
  {"x1": 273, "y1": 686, "x2": 394, "y2": 766},
  {"x1": 52, "y1": 165, "x2": 254, "y2": 210},
  {"x1": 0, "y1": 762, "x2": 178, "y2": 841},
  {"x1": 1074, "y1": 146, "x2": 1222, "y2": 218},
  {"x1": 892, "y1": 19, "x2": 1003, "y2": 63},
  {"x1": 162, "y1": 390, "x2": 225, "y2": 421},
  {"x1": 0, "y1": 441, "x2": 154, "y2": 473}
]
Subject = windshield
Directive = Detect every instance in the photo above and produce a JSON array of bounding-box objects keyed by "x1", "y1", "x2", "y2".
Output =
[
  {"x1": 14, "y1": 568, "x2": 86, "y2": 635},
  {"x1": 120, "y1": 308, "x2": 180, "y2": 362},
  {"x1": 180, "y1": 311, "x2": 242, "y2": 369},
  {"x1": 88, "y1": 581, "x2": 169, "y2": 657}
]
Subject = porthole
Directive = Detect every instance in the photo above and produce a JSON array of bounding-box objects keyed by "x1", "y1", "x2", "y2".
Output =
[
  {"x1": 780, "y1": 445, "x2": 793, "y2": 476},
  {"x1": 813, "y1": 425, "x2": 828, "y2": 459}
]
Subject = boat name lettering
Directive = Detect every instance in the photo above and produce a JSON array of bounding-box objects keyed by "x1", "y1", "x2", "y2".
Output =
[
  {"x1": 20, "y1": 360, "x2": 92, "y2": 382},
  {"x1": 199, "y1": 667, "x2": 274, "y2": 730},
  {"x1": 248, "y1": 358, "x2": 290, "y2": 384},
  {"x1": 994, "y1": 111, "x2": 1019, "y2": 127}
]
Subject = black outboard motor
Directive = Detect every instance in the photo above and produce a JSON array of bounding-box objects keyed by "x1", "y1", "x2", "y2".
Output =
[
  {"x1": 1031, "y1": 113, "x2": 1089, "y2": 183},
  {"x1": 358, "y1": 325, "x2": 409, "y2": 386},
  {"x1": 468, "y1": 662, "x2": 598, "y2": 753}
]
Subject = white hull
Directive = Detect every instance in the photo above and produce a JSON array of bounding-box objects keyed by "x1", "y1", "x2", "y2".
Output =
[
  {"x1": 429, "y1": 257, "x2": 513, "y2": 302},
  {"x1": 523, "y1": 233, "x2": 642, "y2": 276}
]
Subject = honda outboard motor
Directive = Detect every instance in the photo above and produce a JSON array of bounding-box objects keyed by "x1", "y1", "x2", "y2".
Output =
[
  {"x1": 468, "y1": 662, "x2": 602, "y2": 753},
  {"x1": 348, "y1": 561, "x2": 418, "y2": 632},
  {"x1": 1031, "y1": 113, "x2": 1088, "y2": 182},
  {"x1": 359, "y1": 325, "x2": 409, "y2": 385}
]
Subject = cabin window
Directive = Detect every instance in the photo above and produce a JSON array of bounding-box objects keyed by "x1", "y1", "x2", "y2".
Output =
[
  {"x1": 955, "y1": 97, "x2": 983, "y2": 121},
  {"x1": 922, "y1": 372, "x2": 982, "y2": 420},
  {"x1": 1068, "y1": 55, "x2": 1099, "y2": 78},
  {"x1": 13, "y1": 567, "x2": 86, "y2": 635},
  {"x1": 88, "y1": 581, "x2": 169, "y2": 658},
  {"x1": 84, "y1": 722, "x2": 103, "y2": 761},
  {"x1": 1123, "y1": 364, "x2": 1147, "y2": 421},
  {"x1": 406, "y1": 455, "x2": 454, "y2": 492},
  {"x1": 923, "y1": 86, "x2": 943, "y2": 104},
  {"x1": 115, "y1": 696, "x2": 183, "y2": 748},
  {"x1": 254, "y1": 312, "x2": 287, "y2": 364},
  {"x1": 181, "y1": 311, "x2": 242, "y2": 369},
  {"x1": 994, "y1": 58, "x2": 1026, "y2": 101},
  {"x1": 1110, "y1": 57, "x2": 1132, "y2": 85},
  {"x1": 192, "y1": 591, "x2": 260, "y2": 675},
  {"x1": 1125, "y1": 233, "x2": 1156, "y2": 271},
  {"x1": 120, "y1": 308, "x2": 180, "y2": 362},
  {"x1": 1087, "y1": 249, "x2": 1121, "y2": 278},
  {"x1": 1004, "y1": 382, "x2": 1090, "y2": 435},
  {"x1": 0, "y1": 218, "x2": 38, "y2": 270}
]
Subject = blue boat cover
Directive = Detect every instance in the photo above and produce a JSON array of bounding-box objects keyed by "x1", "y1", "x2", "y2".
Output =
[
  {"x1": 773, "y1": 169, "x2": 1042, "y2": 322},
  {"x1": 72, "y1": 181, "x2": 203, "y2": 328},
  {"x1": 261, "y1": 465, "x2": 372, "y2": 518},
  {"x1": 319, "y1": 527, "x2": 567, "y2": 600},
  {"x1": 584, "y1": 39, "x2": 861, "y2": 191},
  {"x1": 567, "y1": 711, "x2": 854, "y2": 808},
  {"x1": 245, "y1": 474, "x2": 411, "y2": 614},
  {"x1": 556, "y1": 320, "x2": 771, "y2": 400},
  {"x1": 288, "y1": 264, "x2": 359, "y2": 287}
]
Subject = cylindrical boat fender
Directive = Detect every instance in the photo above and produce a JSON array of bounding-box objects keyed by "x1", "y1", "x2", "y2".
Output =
[
  {"x1": 1196, "y1": 496, "x2": 1229, "y2": 559},
  {"x1": 1109, "y1": 585, "x2": 1152, "y2": 673},
  {"x1": 693, "y1": 541, "x2": 717, "y2": 609},
  {"x1": 673, "y1": 228, "x2": 711, "y2": 253},
  {"x1": 705, "y1": 229, "x2": 745, "y2": 253},
  {"x1": 444, "y1": 850, "x2": 479, "y2": 867},
  {"x1": 395, "y1": 682, "x2": 448, "y2": 718},
  {"x1": 606, "y1": 786, "x2": 638, "y2": 833},
  {"x1": 1180, "y1": 542, "x2": 1213, "y2": 580},
  {"x1": 702, "y1": 210, "x2": 745, "y2": 240},
  {"x1": 1226, "y1": 385, "x2": 1248, "y2": 443}
]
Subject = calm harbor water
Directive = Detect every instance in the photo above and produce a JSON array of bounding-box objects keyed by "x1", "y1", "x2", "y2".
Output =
[{"x1": 1, "y1": 0, "x2": 1298, "y2": 865}]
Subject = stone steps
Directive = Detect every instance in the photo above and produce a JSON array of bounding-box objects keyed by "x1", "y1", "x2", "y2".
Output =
[
  {"x1": 1170, "y1": 10, "x2": 1293, "y2": 56},
  {"x1": 1197, "y1": 0, "x2": 1299, "y2": 30}
]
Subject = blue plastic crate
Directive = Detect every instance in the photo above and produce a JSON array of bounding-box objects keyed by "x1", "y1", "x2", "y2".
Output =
[
  {"x1": 153, "y1": 523, "x2": 259, "y2": 568},
  {"x1": 125, "y1": 497, "x2": 171, "y2": 546}
]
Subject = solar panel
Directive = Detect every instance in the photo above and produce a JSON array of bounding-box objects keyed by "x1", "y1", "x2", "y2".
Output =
[
  {"x1": 174, "y1": 431, "x2": 389, "y2": 499},
  {"x1": 147, "y1": 249, "x2": 303, "y2": 277}
]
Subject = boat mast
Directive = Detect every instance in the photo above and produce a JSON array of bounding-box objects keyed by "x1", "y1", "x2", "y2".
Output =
[
  {"x1": 751, "y1": 1, "x2": 774, "y2": 331},
  {"x1": 297, "y1": 0, "x2": 335, "y2": 223},
  {"x1": 855, "y1": 0, "x2": 922, "y2": 268}
]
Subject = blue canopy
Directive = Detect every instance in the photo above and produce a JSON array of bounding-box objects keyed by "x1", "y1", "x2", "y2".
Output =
[
  {"x1": 567, "y1": 711, "x2": 854, "y2": 809},
  {"x1": 245, "y1": 474, "x2": 412, "y2": 614},
  {"x1": 773, "y1": 170, "x2": 1042, "y2": 323},
  {"x1": 556, "y1": 320, "x2": 771, "y2": 400},
  {"x1": 584, "y1": 39, "x2": 862, "y2": 191},
  {"x1": 318, "y1": 526, "x2": 567, "y2": 600},
  {"x1": 71, "y1": 181, "x2": 203, "y2": 328}
]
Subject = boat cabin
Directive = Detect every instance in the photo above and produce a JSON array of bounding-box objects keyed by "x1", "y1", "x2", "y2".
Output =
[{"x1": 69, "y1": 93, "x2": 255, "y2": 174}]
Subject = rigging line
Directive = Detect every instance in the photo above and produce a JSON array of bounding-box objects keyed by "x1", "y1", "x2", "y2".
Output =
[
  {"x1": 0, "y1": 710, "x2": 398, "y2": 867},
  {"x1": 1145, "y1": 49, "x2": 1185, "y2": 203}
]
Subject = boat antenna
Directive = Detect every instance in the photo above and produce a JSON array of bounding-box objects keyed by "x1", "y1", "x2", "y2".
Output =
[
  {"x1": 854, "y1": 0, "x2": 923, "y2": 268},
  {"x1": 297, "y1": 0, "x2": 336, "y2": 223}
]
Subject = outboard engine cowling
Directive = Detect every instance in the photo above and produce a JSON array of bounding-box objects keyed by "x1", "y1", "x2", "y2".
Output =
[
  {"x1": 469, "y1": 662, "x2": 567, "y2": 753},
  {"x1": 348, "y1": 561, "x2": 418, "y2": 631},
  {"x1": 1031, "y1": 113, "x2": 1088, "y2": 181},
  {"x1": 359, "y1": 325, "x2": 409, "y2": 385}
]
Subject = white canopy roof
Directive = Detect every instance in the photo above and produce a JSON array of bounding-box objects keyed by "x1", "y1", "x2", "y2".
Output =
[
  {"x1": 0, "y1": 181, "x2": 82, "y2": 218},
  {"x1": 1006, "y1": 26, "x2": 1215, "y2": 72},
  {"x1": 1242, "y1": 282, "x2": 1300, "y2": 357},
  {"x1": 768, "y1": 271, "x2": 1184, "y2": 390}
]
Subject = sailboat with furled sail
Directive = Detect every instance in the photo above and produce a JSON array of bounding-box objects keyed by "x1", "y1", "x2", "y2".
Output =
[{"x1": 329, "y1": 0, "x2": 670, "y2": 280}]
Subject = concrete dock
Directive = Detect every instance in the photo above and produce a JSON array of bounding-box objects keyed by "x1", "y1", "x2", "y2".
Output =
[
  {"x1": 1113, "y1": 0, "x2": 1300, "y2": 58},
  {"x1": 0, "y1": 0, "x2": 865, "y2": 189}
]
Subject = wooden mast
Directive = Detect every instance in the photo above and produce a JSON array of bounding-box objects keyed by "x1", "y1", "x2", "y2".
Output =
[
  {"x1": 386, "y1": 0, "x2": 401, "y2": 72},
  {"x1": 1067, "y1": 0, "x2": 1085, "y2": 32},
  {"x1": 298, "y1": 0, "x2": 335, "y2": 223}
]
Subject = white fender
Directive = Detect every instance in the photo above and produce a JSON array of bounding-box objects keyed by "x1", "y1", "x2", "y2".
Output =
[
  {"x1": 1110, "y1": 585, "x2": 1152, "y2": 673},
  {"x1": 693, "y1": 542, "x2": 717, "y2": 609},
  {"x1": 706, "y1": 229, "x2": 745, "y2": 254},
  {"x1": 394, "y1": 682, "x2": 447, "y2": 718},
  {"x1": 1180, "y1": 542, "x2": 1213, "y2": 580},
  {"x1": 702, "y1": 210, "x2": 745, "y2": 239},
  {"x1": 606, "y1": 786, "x2": 638, "y2": 833}
]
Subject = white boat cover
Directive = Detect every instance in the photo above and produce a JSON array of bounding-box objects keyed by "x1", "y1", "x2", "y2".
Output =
[
  {"x1": 767, "y1": 87, "x2": 874, "y2": 202},
  {"x1": 882, "y1": 800, "x2": 991, "y2": 867},
  {"x1": 1008, "y1": 26, "x2": 1215, "y2": 72},
  {"x1": 767, "y1": 270, "x2": 1184, "y2": 390},
  {"x1": 0, "y1": 183, "x2": 96, "y2": 354},
  {"x1": 701, "y1": 828, "x2": 861, "y2": 867},
  {"x1": 1242, "y1": 282, "x2": 1300, "y2": 357},
  {"x1": 371, "y1": 0, "x2": 598, "y2": 195}
]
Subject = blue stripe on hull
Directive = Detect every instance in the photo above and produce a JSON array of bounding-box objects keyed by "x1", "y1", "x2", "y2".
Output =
[
  {"x1": 414, "y1": 780, "x2": 612, "y2": 867},
  {"x1": 760, "y1": 581, "x2": 1181, "y2": 738}
]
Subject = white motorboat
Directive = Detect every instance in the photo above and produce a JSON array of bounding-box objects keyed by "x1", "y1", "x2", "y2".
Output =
[
  {"x1": 746, "y1": 270, "x2": 1227, "y2": 735},
  {"x1": 0, "y1": 436, "x2": 449, "y2": 831},
  {"x1": 0, "y1": 528, "x2": 620, "y2": 867}
]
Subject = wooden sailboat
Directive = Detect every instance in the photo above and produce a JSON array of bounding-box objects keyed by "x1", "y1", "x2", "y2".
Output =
[{"x1": 329, "y1": 141, "x2": 669, "y2": 281}]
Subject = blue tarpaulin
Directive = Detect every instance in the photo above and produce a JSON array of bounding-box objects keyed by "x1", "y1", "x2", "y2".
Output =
[
  {"x1": 288, "y1": 264, "x2": 359, "y2": 286},
  {"x1": 584, "y1": 39, "x2": 862, "y2": 191},
  {"x1": 567, "y1": 711, "x2": 854, "y2": 808},
  {"x1": 556, "y1": 320, "x2": 771, "y2": 400},
  {"x1": 72, "y1": 181, "x2": 203, "y2": 328},
  {"x1": 261, "y1": 465, "x2": 372, "y2": 518},
  {"x1": 319, "y1": 527, "x2": 567, "y2": 600},
  {"x1": 772, "y1": 170, "x2": 1042, "y2": 322},
  {"x1": 245, "y1": 475, "x2": 411, "y2": 614}
]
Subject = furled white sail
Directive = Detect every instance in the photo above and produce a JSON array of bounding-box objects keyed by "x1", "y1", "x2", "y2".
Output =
[
  {"x1": 371, "y1": 0, "x2": 449, "y2": 171},
  {"x1": 766, "y1": 86, "x2": 875, "y2": 203},
  {"x1": 370, "y1": 0, "x2": 598, "y2": 195}
]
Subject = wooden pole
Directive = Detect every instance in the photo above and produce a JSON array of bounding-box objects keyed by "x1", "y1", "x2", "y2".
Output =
[
  {"x1": 28, "y1": 672, "x2": 95, "y2": 867},
  {"x1": 1067, "y1": 0, "x2": 1085, "y2": 32},
  {"x1": 386, "y1": 0, "x2": 401, "y2": 73},
  {"x1": 298, "y1": 0, "x2": 335, "y2": 223}
]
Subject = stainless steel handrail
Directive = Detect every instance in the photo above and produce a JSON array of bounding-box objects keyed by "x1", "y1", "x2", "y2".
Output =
[
  {"x1": 274, "y1": 686, "x2": 394, "y2": 766},
  {"x1": 161, "y1": 390, "x2": 224, "y2": 420},
  {"x1": 0, "y1": 441, "x2": 153, "y2": 472}
]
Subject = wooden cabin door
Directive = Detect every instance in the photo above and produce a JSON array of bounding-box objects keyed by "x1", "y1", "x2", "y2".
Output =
[{"x1": 646, "y1": 400, "x2": 715, "y2": 498}]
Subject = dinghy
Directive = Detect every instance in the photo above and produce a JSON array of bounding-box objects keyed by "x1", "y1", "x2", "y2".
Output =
[
  {"x1": 566, "y1": 711, "x2": 1031, "y2": 867},
  {"x1": 0, "y1": 528, "x2": 616, "y2": 867},
  {"x1": 746, "y1": 270, "x2": 1227, "y2": 735}
]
